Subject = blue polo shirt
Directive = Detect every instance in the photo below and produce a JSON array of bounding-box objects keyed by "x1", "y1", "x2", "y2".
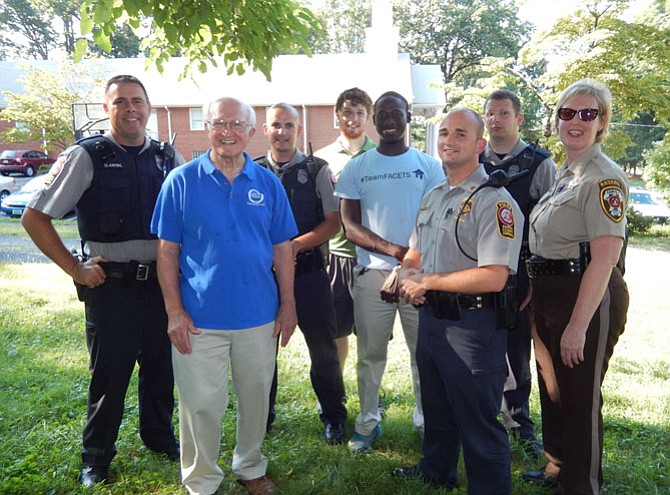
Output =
[{"x1": 151, "y1": 151, "x2": 298, "y2": 330}]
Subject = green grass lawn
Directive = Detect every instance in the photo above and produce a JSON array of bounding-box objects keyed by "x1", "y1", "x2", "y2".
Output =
[{"x1": 0, "y1": 236, "x2": 669, "y2": 494}]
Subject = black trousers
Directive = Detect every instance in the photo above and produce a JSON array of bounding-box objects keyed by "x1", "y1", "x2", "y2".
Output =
[
  {"x1": 531, "y1": 268, "x2": 628, "y2": 495},
  {"x1": 269, "y1": 269, "x2": 347, "y2": 426},
  {"x1": 81, "y1": 277, "x2": 175, "y2": 467},
  {"x1": 503, "y1": 269, "x2": 535, "y2": 438},
  {"x1": 416, "y1": 307, "x2": 510, "y2": 495}
]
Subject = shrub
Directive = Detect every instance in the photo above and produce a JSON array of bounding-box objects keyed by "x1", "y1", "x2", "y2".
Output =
[{"x1": 626, "y1": 206, "x2": 653, "y2": 235}]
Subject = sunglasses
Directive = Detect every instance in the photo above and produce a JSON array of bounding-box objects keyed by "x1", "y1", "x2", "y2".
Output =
[{"x1": 557, "y1": 107, "x2": 599, "y2": 122}]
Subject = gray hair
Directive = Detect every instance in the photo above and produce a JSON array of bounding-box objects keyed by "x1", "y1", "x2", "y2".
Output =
[{"x1": 204, "y1": 97, "x2": 256, "y2": 127}]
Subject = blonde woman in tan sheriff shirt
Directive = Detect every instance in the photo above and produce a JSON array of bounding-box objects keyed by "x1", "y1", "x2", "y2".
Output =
[{"x1": 522, "y1": 79, "x2": 629, "y2": 495}]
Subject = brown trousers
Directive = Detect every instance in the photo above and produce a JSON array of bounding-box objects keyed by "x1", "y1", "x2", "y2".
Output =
[{"x1": 531, "y1": 268, "x2": 628, "y2": 495}]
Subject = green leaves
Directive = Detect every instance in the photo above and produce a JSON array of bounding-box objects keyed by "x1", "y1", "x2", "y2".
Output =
[
  {"x1": 0, "y1": 62, "x2": 105, "y2": 150},
  {"x1": 78, "y1": 0, "x2": 321, "y2": 80}
]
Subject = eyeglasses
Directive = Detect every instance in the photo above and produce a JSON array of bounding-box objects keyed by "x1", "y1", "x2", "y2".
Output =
[
  {"x1": 557, "y1": 107, "x2": 599, "y2": 122},
  {"x1": 207, "y1": 119, "x2": 251, "y2": 132}
]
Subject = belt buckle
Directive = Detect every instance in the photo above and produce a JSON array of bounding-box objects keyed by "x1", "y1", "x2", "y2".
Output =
[{"x1": 136, "y1": 263, "x2": 150, "y2": 281}]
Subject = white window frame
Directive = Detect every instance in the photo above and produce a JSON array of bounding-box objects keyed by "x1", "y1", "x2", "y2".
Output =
[
  {"x1": 190, "y1": 108, "x2": 205, "y2": 131},
  {"x1": 146, "y1": 110, "x2": 159, "y2": 140}
]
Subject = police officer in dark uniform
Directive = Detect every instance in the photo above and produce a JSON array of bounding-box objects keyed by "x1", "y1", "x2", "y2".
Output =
[
  {"x1": 22, "y1": 75, "x2": 183, "y2": 488},
  {"x1": 392, "y1": 108, "x2": 522, "y2": 494},
  {"x1": 256, "y1": 103, "x2": 347, "y2": 443},
  {"x1": 480, "y1": 89, "x2": 556, "y2": 456}
]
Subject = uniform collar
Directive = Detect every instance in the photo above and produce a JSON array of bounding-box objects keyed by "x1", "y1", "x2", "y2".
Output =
[
  {"x1": 263, "y1": 149, "x2": 306, "y2": 172},
  {"x1": 482, "y1": 138, "x2": 527, "y2": 164},
  {"x1": 103, "y1": 131, "x2": 152, "y2": 154},
  {"x1": 446, "y1": 164, "x2": 488, "y2": 193},
  {"x1": 564, "y1": 143, "x2": 601, "y2": 176}
]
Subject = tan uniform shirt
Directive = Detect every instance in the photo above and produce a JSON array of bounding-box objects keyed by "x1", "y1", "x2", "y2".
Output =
[
  {"x1": 410, "y1": 164, "x2": 523, "y2": 275},
  {"x1": 529, "y1": 143, "x2": 628, "y2": 260}
]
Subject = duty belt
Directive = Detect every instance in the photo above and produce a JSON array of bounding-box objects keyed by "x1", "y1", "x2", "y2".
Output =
[
  {"x1": 456, "y1": 293, "x2": 494, "y2": 309},
  {"x1": 100, "y1": 261, "x2": 158, "y2": 282},
  {"x1": 426, "y1": 290, "x2": 495, "y2": 311},
  {"x1": 526, "y1": 256, "x2": 585, "y2": 278}
]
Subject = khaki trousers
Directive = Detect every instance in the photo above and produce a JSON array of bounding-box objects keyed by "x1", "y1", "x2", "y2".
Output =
[
  {"x1": 173, "y1": 322, "x2": 276, "y2": 495},
  {"x1": 353, "y1": 266, "x2": 423, "y2": 435}
]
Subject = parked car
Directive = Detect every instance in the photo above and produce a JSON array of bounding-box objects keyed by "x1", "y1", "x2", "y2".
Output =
[
  {"x1": 0, "y1": 176, "x2": 22, "y2": 202},
  {"x1": 629, "y1": 187, "x2": 670, "y2": 224},
  {"x1": 1, "y1": 175, "x2": 76, "y2": 219},
  {"x1": 0, "y1": 149, "x2": 55, "y2": 177}
]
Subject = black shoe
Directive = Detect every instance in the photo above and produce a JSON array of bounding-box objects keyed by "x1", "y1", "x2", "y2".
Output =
[
  {"x1": 324, "y1": 423, "x2": 345, "y2": 444},
  {"x1": 148, "y1": 442, "x2": 180, "y2": 461},
  {"x1": 392, "y1": 464, "x2": 423, "y2": 479},
  {"x1": 78, "y1": 465, "x2": 107, "y2": 488},
  {"x1": 392, "y1": 464, "x2": 457, "y2": 489},
  {"x1": 522, "y1": 467, "x2": 558, "y2": 488}
]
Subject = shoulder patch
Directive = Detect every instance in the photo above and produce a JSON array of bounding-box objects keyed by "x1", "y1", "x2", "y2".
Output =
[
  {"x1": 496, "y1": 201, "x2": 515, "y2": 240},
  {"x1": 599, "y1": 179, "x2": 625, "y2": 222},
  {"x1": 44, "y1": 155, "x2": 66, "y2": 186}
]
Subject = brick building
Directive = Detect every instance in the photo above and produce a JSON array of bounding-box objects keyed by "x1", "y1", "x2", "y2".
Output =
[{"x1": 0, "y1": 2, "x2": 445, "y2": 161}]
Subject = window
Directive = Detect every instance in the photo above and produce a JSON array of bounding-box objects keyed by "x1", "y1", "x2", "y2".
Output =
[
  {"x1": 192, "y1": 150, "x2": 206, "y2": 159},
  {"x1": 146, "y1": 110, "x2": 159, "y2": 140},
  {"x1": 190, "y1": 108, "x2": 205, "y2": 131},
  {"x1": 333, "y1": 107, "x2": 339, "y2": 129}
]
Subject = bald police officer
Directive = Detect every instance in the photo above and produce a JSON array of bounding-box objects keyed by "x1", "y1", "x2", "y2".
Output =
[
  {"x1": 393, "y1": 108, "x2": 523, "y2": 494},
  {"x1": 256, "y1": 103, "x2": 347, "y2": 443}
]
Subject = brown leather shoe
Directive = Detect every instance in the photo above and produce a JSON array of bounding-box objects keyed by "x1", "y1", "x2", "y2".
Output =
[{"x1": 237, "y1": 475, "x2": 277, "y2": 495}]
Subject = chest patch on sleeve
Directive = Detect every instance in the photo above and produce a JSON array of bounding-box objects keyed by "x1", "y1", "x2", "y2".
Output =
[
  {"x1": 599, "y1": 179, "x2": 625, "y2": 222},
  {"x1": 496, "y1": 201, "x2": 515, "y2": 239}
]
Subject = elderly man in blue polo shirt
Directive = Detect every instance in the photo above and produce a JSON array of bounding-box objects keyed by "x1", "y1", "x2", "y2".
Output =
[{"x1": 151, "y1": 97, "x2": 298, "y2": 495}]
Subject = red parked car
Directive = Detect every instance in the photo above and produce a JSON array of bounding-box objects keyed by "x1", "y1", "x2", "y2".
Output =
[{"x1": 0, "y1": 149, "x2": 55, "y2": 177}]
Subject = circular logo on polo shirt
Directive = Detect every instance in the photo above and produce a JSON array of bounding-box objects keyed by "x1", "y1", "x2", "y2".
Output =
[{"x1": 248, "y1": 188, "x2": 265, "y2": 205}]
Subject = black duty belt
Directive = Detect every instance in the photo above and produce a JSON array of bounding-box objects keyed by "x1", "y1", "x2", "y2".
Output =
[
  {"x1": 457, "y1": 293, "x2": 495, "y2": 309},
  {"x1": 526, "y1": 256, "x2": 585, "y2": 278},
  {"x1": 100, "y1": 261, "x2": 158, "y2": 282},
  {"x1": 425, "y1": 290, "x2": 494, "y2": 313},
  {"x1": 424, "y1": 291, "x2": 496, "y2": 320}
]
